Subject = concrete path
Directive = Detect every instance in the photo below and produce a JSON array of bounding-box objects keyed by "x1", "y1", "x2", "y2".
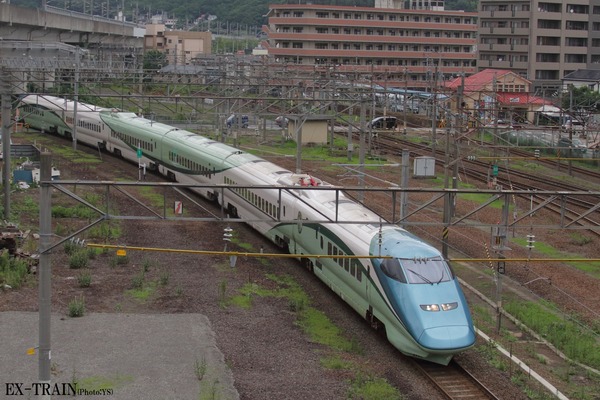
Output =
[{"x1": 0, "y1": 312, "x2": 239, "y2": 399}]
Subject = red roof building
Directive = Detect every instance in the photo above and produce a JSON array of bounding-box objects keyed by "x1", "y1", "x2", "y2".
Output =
[{"x1": 444, "y1": 69, "x2": 552, "y2": 125}]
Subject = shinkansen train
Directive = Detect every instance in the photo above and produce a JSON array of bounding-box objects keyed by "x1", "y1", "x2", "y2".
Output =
[{"x1": 18, "y1": 94, "x2": 476, "y2": 365}]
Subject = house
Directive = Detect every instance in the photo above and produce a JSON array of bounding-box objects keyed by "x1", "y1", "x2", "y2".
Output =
[{"x1": 445, "y1": 69, "x2": 551, "y2": 125}]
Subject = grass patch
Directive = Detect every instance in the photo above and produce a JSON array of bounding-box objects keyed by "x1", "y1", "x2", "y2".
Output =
[
  {"x1": 348, "y1": 373, "x2": 402, "y2": 400},
  {"x1": 504, "y1": 300, "x2": 600, "y2": 370},
  {"x1": 126, "y1": 281, "x2": 156, "y2": 301},
  {"x1": 78, "y1": 271, "x2": 92, "y2": 288},
  {"x1": 511, "y1": 237, "x2": 600, "y2": 278},
  {"x1": 68, "y1": 296, "x2": 85, "y2": 317},
  {"x1": 0, "y1": 252, "x2": 30, "y2": 289},
  {"x1": 68, "y1": 249, "x2": 89, "y2": 269}
]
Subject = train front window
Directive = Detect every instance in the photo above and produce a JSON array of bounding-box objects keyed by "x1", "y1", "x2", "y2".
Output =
[
  {"x1": 402, "y1": 258, "x2": 452, "y2": 284},
  {"x1": 380, "y1": 258, "x2": 406, "y2": 283}
]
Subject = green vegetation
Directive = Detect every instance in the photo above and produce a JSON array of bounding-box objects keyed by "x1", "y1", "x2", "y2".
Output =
[
  {"x1": 68, "y1": 296, "x2": 86, "y2": 317},
  {"x1": 511, "y1": 237, "x2": 600, "y2": 278},
  {"x1": 0, "y1": 251, "x2": 30, "y2": 289},
  {"x1": 504, "y1": 300, "x2": 600, "y2": 370},
  {"x1": 226, "y1": 273, "x2": 401, "y2": 399},
  {"x1": 68, "y1": 249, "x2": 90, "y2": 269},
  {"x1": 78, "y1": 271, "x2": 92, "y2": 288}
]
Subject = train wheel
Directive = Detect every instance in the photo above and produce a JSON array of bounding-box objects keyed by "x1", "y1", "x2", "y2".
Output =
[
  {"x1": 301, "y1": 257, "x2": 314, "y2": 273},
  {"x1": 366, "y1": 307, "x2": 384, "y2": 331},
  {"x1": 227, "y1": 203, "x2": 239, "y2": 218}
]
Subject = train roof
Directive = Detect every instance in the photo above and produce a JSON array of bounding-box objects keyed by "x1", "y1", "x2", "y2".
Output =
[
  {"x1": 99, "y1": 111, "x2": 265, "y2": 170},
  {"x1": 20, "y1": 94, "x2": 110, "y2": 113}
]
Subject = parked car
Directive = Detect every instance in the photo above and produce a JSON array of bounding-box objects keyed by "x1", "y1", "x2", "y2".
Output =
[
  {"x1": 368, "y1": 116, "x2": 398, "y2": 130},
  {"x1": 226, "y1": 114, "x2": 249, "y2": 128},
  {"x1": 557, "y1": 137, "x2": 587, "y2": 155}
]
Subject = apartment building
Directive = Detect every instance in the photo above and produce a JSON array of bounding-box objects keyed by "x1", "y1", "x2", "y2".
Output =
[
  {"x1": 145, "y1": 24, "x2": 212, "y2": 65},
  {"x1": 264, "y1": 3, "x2": 478, "y2": 88},
  {"x1": 478, "y1": 0, "x2": 600, "y2": 94}
]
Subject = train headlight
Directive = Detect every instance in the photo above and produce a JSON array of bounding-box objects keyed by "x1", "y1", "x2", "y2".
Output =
[
  {"x1": 420, "y1": 304, "x2": 440, "y2": 312},
  {"x1": 440, "y1": 302, "x2": 458, "y2": 311}
]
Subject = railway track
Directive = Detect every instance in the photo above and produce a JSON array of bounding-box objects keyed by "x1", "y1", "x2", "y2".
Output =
[
  {"x1": 369, "y1": 132, "x2": 600, "y2": 235},
  {"x1": 414, "y1": 359, "x2": 500, "y2": 400}
]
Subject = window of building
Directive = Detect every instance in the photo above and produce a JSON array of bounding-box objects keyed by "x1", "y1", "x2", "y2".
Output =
[
  {"x1": 367, "y1": 14, "x2": 374, "y2": 20},
  {"x1": 292, "y1": 42, "x2": 303, "y2": 48},
  {"x1": 564, "y1": 54, "x2": 587, "y2": 63},
  {"x1": 344, "y1": 28, "x2": 351, "y2": 34},
  {"x1": 566, "y1": 21, "x2": 588, "y2": 30},
  {"x1": 354, "y1": 44, "x2": 361, "y2": 50},
  {"x1": 389, "y1": 15, "x2": 397, "y2": 21},
  {"x1": 293, "y1": 27, "x2": 303, "y2": 33},
  {"x1": 354, "y1": 13, "x2": 362, "y2": 19},
  {"x1": 566, "y1": 37, "x2": 587, "y2": 46},
  {"x1": 315, "y1": 43, "x2": 328, "y2": 49},
  {"x1": 538, "y1": 19, "x2": 561, "y2": 29},
  {"x1": 316, "y1": 12, "x2": 329, "y2": 18},
  {"x1": 366, "y1": 44, "x2": 373, "y2": 50},
  {"x1": 332, "y1": 28, "x2": 339, "y2": 34},
  {"x1": 344, "y1": 13, "x2": 351, "y2": 19},
  {"x1": 354, "y1": 29, "x2": 361, "y2": 35},
  {"x1": 293, "y1": 11, "x2": 304, "y2": 17},
  {"x1": 366, "y1": 29, "x2": 373, "y2": 35},
  {"x1": 316, "y1": 27, "x2": 329, "y2": 34}
]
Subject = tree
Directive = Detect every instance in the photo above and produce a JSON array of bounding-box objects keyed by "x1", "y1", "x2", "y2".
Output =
[
  {"x1": 143, "y1": 50, "x2": 167, "y2": 71},
  {"x1": 561, "y1": 85, "x2": 600, "y2": 127}
]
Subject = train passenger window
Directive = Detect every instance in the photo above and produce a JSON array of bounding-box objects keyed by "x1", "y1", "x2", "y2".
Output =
[
  {"x1": 380, "y1": 258, "x2": 407, "y2": 283},
  {"x1": 320, "y1": 236, "x2": 323, "y2": 249},
  {"x1": 350, "y1": 262, "x2": 356, "y2": 276}
]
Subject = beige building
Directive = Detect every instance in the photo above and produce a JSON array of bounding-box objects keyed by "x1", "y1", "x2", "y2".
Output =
[
  {"x1": 145, "y1": 24, "x2": 212, "y2": 65},
  {"x1": 264, "y1": 3, "x2": 478, "y2": 88},
  {"x1": 477, "y1": 0, "x2": 600, "y2": 94}
]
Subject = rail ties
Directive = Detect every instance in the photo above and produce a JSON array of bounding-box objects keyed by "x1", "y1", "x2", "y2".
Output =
[{"x1": 415, "y1": 359, "x2": 499, "y2": 400}]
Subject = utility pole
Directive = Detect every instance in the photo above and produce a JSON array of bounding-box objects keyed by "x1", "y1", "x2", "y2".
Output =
[
  {"x1": 1, "y1": 68, "x2": 12, "y2": 220},
  {"x1": 358, "y1": 96, "x2": 367, "y2": 202},
  {"x1": 403, "y1": 68, "x2": 408, "y2": 135},
  {"x1": 39, "y1": 151, "x2": 53, "y2": 394},
  {"x1": 73, "y1": 47, "x2": 80, "y2": 151}
]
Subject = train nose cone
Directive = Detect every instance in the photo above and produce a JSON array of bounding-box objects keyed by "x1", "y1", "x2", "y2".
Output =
[{"x1": 418, "y1": 326, "x2": 475, "y2": 350}]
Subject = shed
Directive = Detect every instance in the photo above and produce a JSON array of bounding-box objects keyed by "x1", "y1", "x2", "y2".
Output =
[{"x1": 286, "y1": 115, "x2": 331, "y2": 145}]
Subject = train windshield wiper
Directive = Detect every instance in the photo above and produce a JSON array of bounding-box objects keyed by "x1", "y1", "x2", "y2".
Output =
[
  {"x1": 437, "y1": 270, "x2": 445, "y2": 284},
  {"x1": 406, "y1": 268, "x2": 434, "y2": 285}
]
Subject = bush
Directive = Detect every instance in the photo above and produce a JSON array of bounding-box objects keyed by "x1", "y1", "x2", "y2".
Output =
[
  {"x1": 78, "y1": 271, "x2": 92, "y2": 288},
  {"x1": 68, "y1": 296, "x2": 85, "y2": 317},
  {"x1": 69, "y1": 250, "x2": 89, "y2": 269},
  {"x1": 0, "y1": 252, "x2": 29, "y2": 289}
]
